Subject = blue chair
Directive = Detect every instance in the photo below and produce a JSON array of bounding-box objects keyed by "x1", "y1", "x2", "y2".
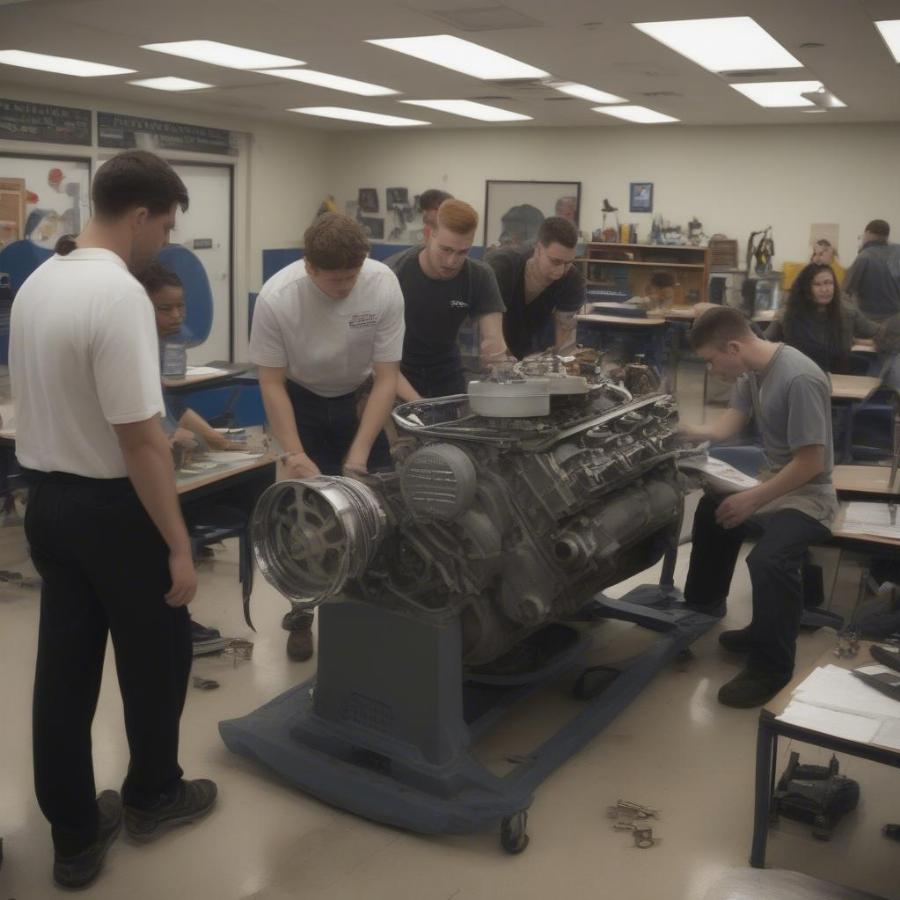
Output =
[
  {"x1": 0, "y1": 239, "x2": 54, "y2": 292},
  {"x1": 156, "y1": 244, "x2": 213, "y2": 348}
]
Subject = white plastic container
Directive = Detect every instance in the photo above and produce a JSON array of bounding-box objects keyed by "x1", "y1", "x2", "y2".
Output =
[{"x1": 467, "y1": 379, "x2": 550, "y2": 417}]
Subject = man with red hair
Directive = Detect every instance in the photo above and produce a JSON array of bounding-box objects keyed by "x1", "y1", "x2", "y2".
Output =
[{"x1": 386, "y1": 198, "x2": 508, "y2": 399}]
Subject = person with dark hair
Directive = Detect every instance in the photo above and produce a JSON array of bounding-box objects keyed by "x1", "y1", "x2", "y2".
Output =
[
  {"x1": 679, "y1": 306, "x2": 837, "y2": 708},
  {"x1": 484, "y1": 215, "x2": 585, "y2": 359},
  {"x1": 810, "y1": 238, "x2": 845, "y2": 284},
  {"x1": 497, "y1": 203, "x2": 545, "y2": 247},
  {"x1": 843, "y1": 219, "x2": 900, "y2": 321},
  {"x1": 626, "y1": 270, "x2": 677, "y2": 312},
  {"x1": 9, "y1": 150, "x2": 215, "y2": 889},
  {"x1": 249, "y1": 213, "x2": 404, "y2": 661},
  {"x1": 417, "y1": 189, "x2": 452, "y2": 229},
  {"x1": 765, "y1": 263, "x2": 878, "y2": 374},
  {"x1": 387, "y1": 199, "x2": 507, "y2": 399}
]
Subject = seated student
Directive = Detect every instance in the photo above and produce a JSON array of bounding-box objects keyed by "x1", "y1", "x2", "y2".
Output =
[
  {"x1": 139, "y1": 263, "x2": 250, "y2": 653},
  {"x1": 764, "y1": 262, "x2": 878, "y2": 374},
  {"x1": 810, "y1": 238, "x2": 845, "y2": 284},
  {"x1": 250, "y1": 213, "x2": 404, "y2": 661},
  {"x1": 386, "y1": 199, "x2": 507, "y2": 399},
  {"x1": 625, "y1": 271, "x2": 677, "y2": 312},
  {"x1": 680, "y1": 307, "x2": 837, "y2": 708},
  {"x1": 418, "y1": 188, "x2": 452, "y2": 230},
  {"x1": 484, "y1": 216, "x2": 585, "y2": 359}
]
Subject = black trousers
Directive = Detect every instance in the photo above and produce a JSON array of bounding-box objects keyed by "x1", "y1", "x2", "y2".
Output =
[
  {"x1": 684, "y1": 493, "x2": 831, "y2": 677},
  {"x1": 24, "y1": 472, "x2": 192, "y2": 856},
  {"x1": 286, "y1": 380, "x2": 390, "y2": 476},
  {"x1": 400, "y1": 363, "x2": 467, "y2": 399}
]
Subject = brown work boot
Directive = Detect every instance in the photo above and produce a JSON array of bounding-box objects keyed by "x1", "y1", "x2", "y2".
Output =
[{"x1": 282, "y1": 609, "x2": 315, "y2": 662}]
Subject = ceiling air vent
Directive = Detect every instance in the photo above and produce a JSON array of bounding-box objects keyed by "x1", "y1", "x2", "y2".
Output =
[
  {"x1": 544, "y1": 96, "x2": 576, "y2": 101},
  {"x1": 640, "y1": 91, "x2": 682, "y2": 97},
  {"x1": 721, "y1": 68, "x2": 795, "y2": 79}
]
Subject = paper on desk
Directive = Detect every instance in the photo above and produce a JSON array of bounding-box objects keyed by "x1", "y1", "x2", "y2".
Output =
[
  {"x1": 776, "y1": 700, "x2": 882, "y2": 743},
  {"x1": 840, "y1": 501, "x2": 900, "y2": 540},
  {"x1": 874, "y1": 717, "x2": 900, "y2": 750},
  {"x1": 791, "y1": 664, "x2": 900, "y2": 719},
  {"x1": 200, "y1": 451, "x2": 263, "y2": 464},
  {"x1": 186, "y1": 366, "x2": 230, "y2": 376},
  {"x1": 676, "y1": 455, "x2": 760, "y2": 493}
]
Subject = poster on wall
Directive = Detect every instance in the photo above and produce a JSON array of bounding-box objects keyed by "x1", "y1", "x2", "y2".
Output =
[
  {"x1": 357, "y1": 188, "x2": 379, "y2": 213},
  {"x1": 359, "y1": 216, "x2": 384, "y2": 240},
  {"x1": 97, "y1": 112, "x2": 236, "y2": 155},
  {"x1": 0, "y1": 157, "x2": 91, "y2": 250},
  {"x1": 0, "y1": 98, "x2": 92, "y2": 146},
  {"x1": 483, "y1": 180, "x2": 581, "y2": 249}
]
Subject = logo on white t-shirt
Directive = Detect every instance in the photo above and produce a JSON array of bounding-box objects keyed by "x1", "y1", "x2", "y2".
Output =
[{"x1": 349, "y1": 312, "x2": 377, "y2": 328}]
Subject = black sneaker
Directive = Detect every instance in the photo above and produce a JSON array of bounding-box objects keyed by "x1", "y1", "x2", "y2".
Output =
[
  {"x1": 53, "y1": 790, "x2": 122, "y2": 889},
  {"x1": 191, "y1": 621, "x2": 221, "y2": 640},
  {"x1": 718, "y1": 626, "x2": 756, "y2": 653},
  {"x1": 124, "y1": 779, "x2": 217, "y2": 843},
  {"x1": 717, "y1": 667, "x2": 791, "y2": 708}
]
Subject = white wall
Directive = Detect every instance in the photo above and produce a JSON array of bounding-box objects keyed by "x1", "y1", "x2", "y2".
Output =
[
  {"x1": 0, "y1": 84, "x2": 329, "y2": 359},
  {"x1": 323, "y1": 123, "x2": 900, "y2": 269}
]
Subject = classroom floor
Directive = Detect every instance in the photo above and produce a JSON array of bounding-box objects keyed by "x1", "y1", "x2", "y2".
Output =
[{"x1": 1, "y1": 363, "x2": 898, "y2": 900}]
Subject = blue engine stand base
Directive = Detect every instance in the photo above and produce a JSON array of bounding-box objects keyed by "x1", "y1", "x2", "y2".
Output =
[{"x1": 219, "y1": 585, "x2": 718, "y2": 846}]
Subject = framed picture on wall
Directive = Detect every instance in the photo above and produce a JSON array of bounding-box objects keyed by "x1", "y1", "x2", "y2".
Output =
[
  {"x1": 629, "y1": 182, "x2": 653, "y2": 214},
  {"x1": 483, "y1": 180, "x2": 581, "y2": 249}
]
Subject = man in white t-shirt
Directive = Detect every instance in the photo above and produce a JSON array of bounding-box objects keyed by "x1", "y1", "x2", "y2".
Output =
[
  {"x1": 249, "y1": 213, "x2": 404, "y2": 661},
  {"x1": 10, "y1": 150, "x2": 216, "y2": 889}
]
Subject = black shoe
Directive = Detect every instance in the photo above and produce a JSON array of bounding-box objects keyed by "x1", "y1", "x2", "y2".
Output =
[
  {"x1": 718, "y1": 626, "x2": 756, "y2": 653},
  {"x1": 191, "y1": 621, "x2": 221, "y2": 640},
  {"x1": 53, "y1": 790, "x2": 122, "y2": 889},
  {"x1": 286, "y1": 623, "x2": 314, "y2": 662},
  {"x1": 717, "y1": 667, "x2": 791, "y2": 708},
  {"x1": 124, "y1": 779, "x2": 217, "y2": 843}
]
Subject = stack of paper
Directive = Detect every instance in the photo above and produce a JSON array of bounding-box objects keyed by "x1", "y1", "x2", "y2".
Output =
[
  {"x1": 677, "y1": 455, "x2": 760, "y2": 494},
  {"x1": 840, "y1": 501, "x2": 900, "y2": 541},
  {"x1": 776, "y1": 662, "x2": 900, "y2": 749},
  {"x1": 186, "y1": 365, "x2": 230, "y2": 377}
]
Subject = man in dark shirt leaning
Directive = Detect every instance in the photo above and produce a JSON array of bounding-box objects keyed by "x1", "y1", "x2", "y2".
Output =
[
  {"x1": 386, "y1": 199, "x2": 508, "y2": 399},
  {"x1": 484, "y1": 216, "x2": 585, "y2": 359},
  {"x1": 843, "y1": 218, "x2": 900, "y2": 321}
]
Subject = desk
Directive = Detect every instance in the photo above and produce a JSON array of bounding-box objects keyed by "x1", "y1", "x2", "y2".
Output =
[
  {"x1": 577, "y1": 313, "x2": 666, "y2": 327},
  {"x1": 833, "y1": 464, "x2": 897, "y2": 497},
  {"x1": 751, "y1": 642, "x2": 900, "y2": 868},
  {"x1": 576, "y1": 313, "x2": 670, "y2": 380},
  {"x1": 162, "y1": 362, "x2": 252, "y2": 392},
  {"x1": 176, "y1": 452, "x2": 275, "y2": 499},
  {"x1": 830, "y1": 375, "x2": 881, "y2": 402}
]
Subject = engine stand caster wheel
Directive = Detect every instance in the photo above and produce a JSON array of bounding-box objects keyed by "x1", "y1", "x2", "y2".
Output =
[{"x1": 500, "y1": 811, "x2": 529, "y2": 854}]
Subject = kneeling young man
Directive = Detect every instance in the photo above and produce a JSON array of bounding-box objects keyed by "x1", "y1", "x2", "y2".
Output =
[{"x1": 681, "y1": 307, "x2": 837, "y2": 708}]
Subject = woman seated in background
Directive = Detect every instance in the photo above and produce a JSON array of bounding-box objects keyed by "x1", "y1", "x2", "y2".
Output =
[
  {"x1": 811, "y1": 238, "x2": 845, "y2": 284},
  {"x1": 765, "y1": 262, "x2": 878, "y2": 374}
]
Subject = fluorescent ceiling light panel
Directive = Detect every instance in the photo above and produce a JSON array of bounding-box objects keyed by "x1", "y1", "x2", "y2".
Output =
[
  {"x1": 260, "y1": 68, "x2": 397, "y2": 96},
  {"x1": 288, "y1": 106, "x2": 429, "y2": 127},
  {"x1": 142, "y1": 40, "x2": 302, "y2": 70},
  {"x1": 875, "y1": 20, "x2": 900, "y2": 64},
  {"x1": 592, "y1": 105, "x2": 678, "y2": 124},
  {"x1": 400, "y1": 99, "x2": 530, "y2": 121},
  {"x1": 129, "y1": 76, "x2": 213, "y2": 91},
  {"x1": 550, "y1": 82, "x2": 627, "y2": 104},
  {"x1": 0, "y1": 49, "x2": 134, "y2": 76},
  {"x1": 633, "y1": 16, "x2": 802, "y2": 73},
  {"x1": 366, "y1": 34, "x2": 548, "y2": 80},
  {"x1": 730, "y1": 80, "x2": 844, "y2": 108}
]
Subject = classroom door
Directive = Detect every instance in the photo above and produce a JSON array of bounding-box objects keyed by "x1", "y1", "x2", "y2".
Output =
[{"x1": 169, "y1": 163, "x2": 232, "y2": 363}]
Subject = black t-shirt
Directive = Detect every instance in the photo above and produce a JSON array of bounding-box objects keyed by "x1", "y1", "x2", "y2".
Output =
[
  {"x1": 484, "y1": 245, "x2": 585, "y2": 360},
  {"x1": 385, "y1": 246, "x2": 505, "y2": 374}
]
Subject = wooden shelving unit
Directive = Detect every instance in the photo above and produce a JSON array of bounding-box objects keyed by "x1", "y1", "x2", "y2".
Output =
[{"x1": 579, "y1": 242, "x2": 711, "y2": 305}]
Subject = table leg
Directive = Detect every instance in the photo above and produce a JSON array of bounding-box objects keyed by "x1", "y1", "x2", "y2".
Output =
[{"x1": 750, "y1": 718, "x2": 777, "y2": 867}]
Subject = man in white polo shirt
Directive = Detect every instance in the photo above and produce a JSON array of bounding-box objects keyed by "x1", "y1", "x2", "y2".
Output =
[
  {"x1": 10, "y1": 150, "x2": 216, "y2": 889},
  {"x1": 249, "y1": 212, "x2": 404, "y2": 661}
]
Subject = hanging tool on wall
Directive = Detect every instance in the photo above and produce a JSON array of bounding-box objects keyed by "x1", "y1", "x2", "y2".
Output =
[{"x1": 746, "y1": 226, "x2": 775, "y2": 274}]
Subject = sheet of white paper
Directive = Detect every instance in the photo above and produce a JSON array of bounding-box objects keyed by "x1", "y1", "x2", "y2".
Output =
[
  {"x1": 874, "y1": 717, "x2": 900, "y2": 750},
  {"x1": 841, "y1": 502, "x2": 900, "y2": 540},
  {"x1": 792, "y1": 665, "x2": 900, "y2": 719},
  {"x1": 776, "y1": 700, "x2": 882, "y2": 743},
  {"x1": 186, "y1": 366, "x2": 230, "y2": 377}
]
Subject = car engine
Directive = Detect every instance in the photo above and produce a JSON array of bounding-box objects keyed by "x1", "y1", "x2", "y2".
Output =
[{"x1": 252, "y1": 357, "x2": 683, "y2": 666}]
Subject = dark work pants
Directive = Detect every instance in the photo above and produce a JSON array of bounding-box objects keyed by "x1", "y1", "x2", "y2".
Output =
[
  {"x1": 683, "y1": 493, "x2": 831, "y2": 677},
  {"x1": 285, "y1": 380, "x2": 390, "y2": 476},
  {"x1": 25, "y1": 473, "x2": 192, "y2": 856},
  {"x1": 284, "y1": 381, "x2": 391, "y2": 626},
  {"x1": 401, "y1": 363, "x2": 467, "y2": 399}
]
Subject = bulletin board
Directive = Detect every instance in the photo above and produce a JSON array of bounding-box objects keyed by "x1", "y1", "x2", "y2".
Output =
[{"x1": 0, "y1": 153, "x2": 91, "y2": 251}]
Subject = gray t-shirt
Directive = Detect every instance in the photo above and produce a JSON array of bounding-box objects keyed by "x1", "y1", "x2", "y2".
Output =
[{"x1": 729, "y1": 344, "x2": 837, "y2": 525}]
